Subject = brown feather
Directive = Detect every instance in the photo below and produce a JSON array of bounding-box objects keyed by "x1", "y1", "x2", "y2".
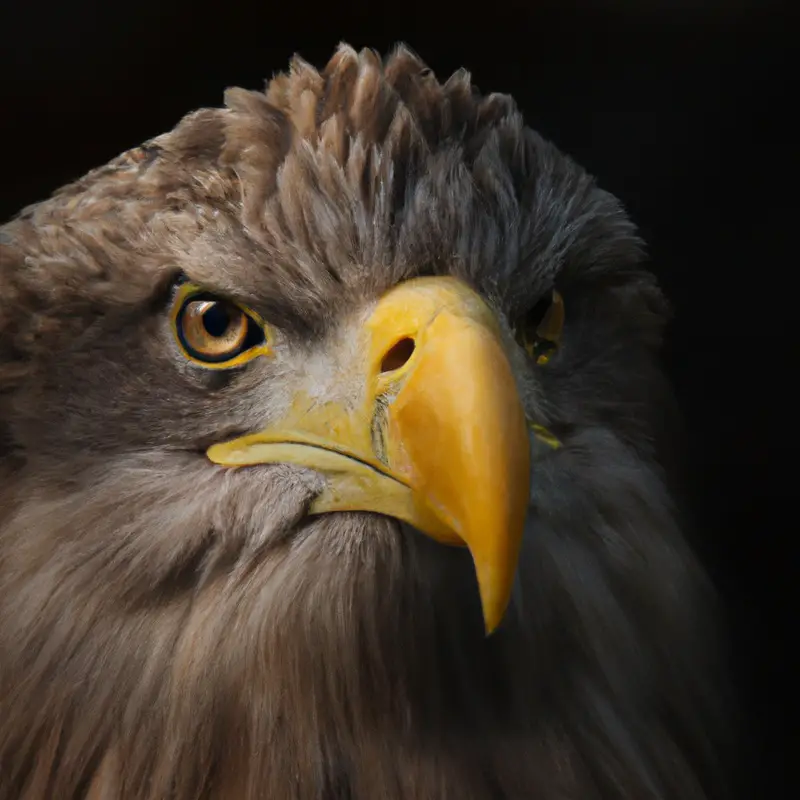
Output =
[{"x1": 0, "y1": 44, "x2": 728, "y2": 799}]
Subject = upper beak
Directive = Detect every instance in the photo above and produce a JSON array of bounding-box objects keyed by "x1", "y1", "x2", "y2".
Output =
[{"x1": 207, "y1": 277, "x2": 531, "y2": 634}]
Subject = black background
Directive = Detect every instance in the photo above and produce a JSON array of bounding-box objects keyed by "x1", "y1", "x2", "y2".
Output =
[{"x1": 1, "y1": 1, "x2": 795, "y2": 796}]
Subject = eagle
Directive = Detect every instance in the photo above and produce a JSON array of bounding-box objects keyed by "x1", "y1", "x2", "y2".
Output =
[{"x1": 0, "y1": 44, "x2": 728, "y2": 799}]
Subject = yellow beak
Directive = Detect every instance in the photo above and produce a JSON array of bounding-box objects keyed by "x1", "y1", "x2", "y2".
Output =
[{"x1": 207, "y1": 277, "x2": 531, "y2": 634}]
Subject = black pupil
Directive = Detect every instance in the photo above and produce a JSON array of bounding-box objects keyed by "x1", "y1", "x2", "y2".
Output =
[{"x1": 202, "y1": 303, "x2": 233, "y2": 338}]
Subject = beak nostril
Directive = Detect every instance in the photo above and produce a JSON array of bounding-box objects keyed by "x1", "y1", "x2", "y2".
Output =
[{"x1": 380, "y1": 337, "x2": 416, "y2": 373}]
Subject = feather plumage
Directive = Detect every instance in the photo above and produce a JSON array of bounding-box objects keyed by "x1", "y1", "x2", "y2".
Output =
[{"x1": 0, "y1": 44, "x2": 728, "y2": 799}]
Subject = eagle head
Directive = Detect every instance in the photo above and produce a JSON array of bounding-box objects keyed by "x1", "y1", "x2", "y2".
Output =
[{"x1": 0, "y1": 44, "x2": 727, "y2": 799}]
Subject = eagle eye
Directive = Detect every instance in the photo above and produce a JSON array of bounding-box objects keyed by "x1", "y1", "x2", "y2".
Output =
[
  {"x1": 516, "y1": 289, "x2": 565, "y2": 366},
  {"x1": 171, "y1": 283, "x2": 270, "y2": 368}
]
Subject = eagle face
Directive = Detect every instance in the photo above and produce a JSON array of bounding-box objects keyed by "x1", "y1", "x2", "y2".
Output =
[{"x1": 0, "y1": 45, "x2": 726, "y2": 800}]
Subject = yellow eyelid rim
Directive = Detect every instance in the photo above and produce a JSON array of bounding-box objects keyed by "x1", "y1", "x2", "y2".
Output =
[
  {"x1": 520, "y1": 289, "x2": 565, "y2": 363},
  {"x1": 170, "y1": 281, "x2": 273, "y2": 370}
]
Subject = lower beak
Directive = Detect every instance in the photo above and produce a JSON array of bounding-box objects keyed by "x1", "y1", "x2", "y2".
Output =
[{"x1": 207, "y1": 277, "x2": 531, "y2": 634}]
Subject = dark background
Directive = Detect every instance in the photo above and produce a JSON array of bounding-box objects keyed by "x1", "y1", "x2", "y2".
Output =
[{"x1": 1, "y1": 1, "x2": 795, "y2": 796}]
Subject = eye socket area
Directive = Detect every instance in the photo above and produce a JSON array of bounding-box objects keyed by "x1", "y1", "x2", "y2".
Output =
[
  {"x1": 516, "y1": 289, "x2": 565, "y2": 366},
  {"x1": 171, "y1": 285, "x2": 269, "y2": 368}
]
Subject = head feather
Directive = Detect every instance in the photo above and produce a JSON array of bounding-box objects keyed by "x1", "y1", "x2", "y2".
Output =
[{"x1": 1, "y1": 43, "x2": 650, "y2": 387}]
